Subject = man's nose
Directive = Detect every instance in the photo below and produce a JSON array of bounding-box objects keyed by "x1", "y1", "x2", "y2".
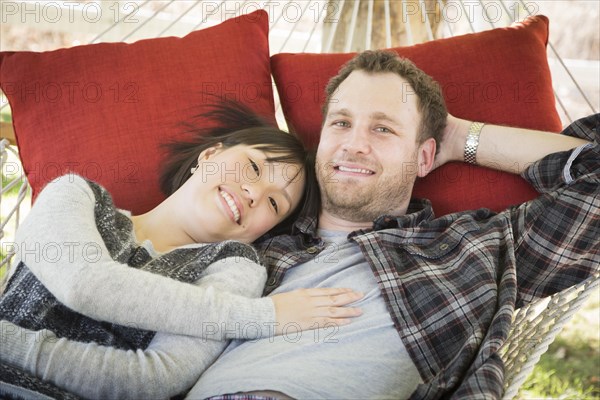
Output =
[{"x1": 342, "y1": 125, "x2": 371, "y2": 154}]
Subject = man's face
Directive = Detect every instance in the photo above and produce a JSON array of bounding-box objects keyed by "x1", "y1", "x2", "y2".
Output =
[{"x1": 316, "y1": 70, "x2": 432, "y2": 223}]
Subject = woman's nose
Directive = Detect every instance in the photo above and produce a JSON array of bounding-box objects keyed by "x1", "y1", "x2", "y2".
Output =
[{"x1": 241, "y1": 183, "x2": 264, "y2": 206}]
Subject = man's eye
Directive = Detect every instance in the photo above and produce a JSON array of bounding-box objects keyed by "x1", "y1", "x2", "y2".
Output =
[
  {"x1": 375, "y1": 126, "x2": 392, "y2": 133},
  {"x1": 334, "y1": 121, "x2": 350, "y2": 128},
  {"x1": 249, "y1": 159, "x2": 260, "y2": 176},
  {"x1": 269, "y1": 197, "x2": 279, "y2": 213}
]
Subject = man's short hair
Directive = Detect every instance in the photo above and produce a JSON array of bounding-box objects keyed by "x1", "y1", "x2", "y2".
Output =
[{"x1": 323, "y1": 50, "x2": 447, "y2": 151}]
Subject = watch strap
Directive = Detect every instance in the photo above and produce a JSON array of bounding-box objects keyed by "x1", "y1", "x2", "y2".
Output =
[{"x1": 464, "y1": 121, "x2": 485, "y2": 164}]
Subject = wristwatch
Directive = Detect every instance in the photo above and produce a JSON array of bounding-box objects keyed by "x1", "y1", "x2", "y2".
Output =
[{"x1": 464, "y1": 121, "x2": 485, "y2": 164}]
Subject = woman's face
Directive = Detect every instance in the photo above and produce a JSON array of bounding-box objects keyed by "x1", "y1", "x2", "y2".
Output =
[{"x1": 179, "y1": 144, "x2": 305, "y2": 244}]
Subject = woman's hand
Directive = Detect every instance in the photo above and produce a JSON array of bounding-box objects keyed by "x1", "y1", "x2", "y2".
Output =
[{"x1": 270, "y1": 287, "x2": 363, "y2": 335}]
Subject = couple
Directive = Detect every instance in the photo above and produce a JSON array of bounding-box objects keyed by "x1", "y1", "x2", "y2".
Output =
[{"x1": 2, "y1": 50, "x2": 599, "y2": 399}]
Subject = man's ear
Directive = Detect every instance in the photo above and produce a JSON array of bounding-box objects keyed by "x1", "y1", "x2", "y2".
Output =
[
  {"x1": 417, "y1": 138, "x2": 436, "y2": 177},
  {"x1": 197, "y1": 142, "x2": 224, "y2": 163}
]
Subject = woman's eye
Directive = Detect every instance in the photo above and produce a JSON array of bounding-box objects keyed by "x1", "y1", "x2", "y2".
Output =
[
  {"x1": 249, "y1": 159, "x2": 260, "y2": 176},
  {"x1": 269, "y1": 197, "x2": 279, "y2": 213}
]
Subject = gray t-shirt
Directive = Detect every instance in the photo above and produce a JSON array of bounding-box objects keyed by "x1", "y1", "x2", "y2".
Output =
[{"x1": 188, "y1": 229, "x2": 423, "y2": 399}]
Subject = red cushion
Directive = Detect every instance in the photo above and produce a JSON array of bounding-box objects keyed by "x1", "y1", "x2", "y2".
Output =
[
  {"x1": 1, "y1": 10, "x2": 274, "y2": 215},
  {"x1": 271, "y1": 15, "x2": 562, "y2": 216}
]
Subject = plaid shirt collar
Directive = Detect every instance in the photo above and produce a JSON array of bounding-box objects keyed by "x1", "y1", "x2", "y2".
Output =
[{"x1": 290, "y1": 198, "x2": 435, "y2": 239}]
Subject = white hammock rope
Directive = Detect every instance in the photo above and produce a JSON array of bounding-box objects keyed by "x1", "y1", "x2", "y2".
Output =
[
  {"x1": 157, "y1": 0, "x2": 202, "y2": 37},
  {"x1": 89, "y1": 0, "x2": 152, "y2": 44},
  {"x1": 515, "y1": 0, "x2": 597, "y2": 116},
  {"x1": 344, "y1": 0, "x2": 361, "y2": 52},
  {"x1": 500, "y1": 272, "x2": 600, "y2": 399},
  {"x1": 420, "y1": 0, "x2": 435, "y2": 41},
  {"x1": 0, "y1": 2, "x2": 598, "y2": 398},
  {"x1": 517, "y1": 0, "x2": 595, "y2": 118},
  {"x1": 468, "y1": 0, "x2": 575, "y2": 124},
  {"x1": 402, "y1": 0, "x2": 416, "y2": 46},
  {"x1": 301, "y1": 5, "x2": 327, "y2": 53},
  {"x1": 384, "y1": 0, "x2": 392, "y2": 48},
  {"x1": 268, "y1": 1, "x2": 291, "y2": 34},
  {"x1": 494, "y1": 0, "x2": 581, "y2": 122},
  {"x1": 324, "y1": 0, "x2": 345, "y2": 53},
  {"x1": 439, "y1": 2, "x2": 455, "y2": 37},
  {"x1": 365, "y1": 0, "x2": 374, "y2": 51},
  {"x1": 190, "y1": 0, "x2": 226, "y2": 31},
  {"x1": 120, "y1": 0, "x2": 177, "y2": 42},
  {"x1": 480, "y1": 0, "x2": 498, "y2": 29},
  {"x1": 276, "y1": 0, "x2": 313, "y2": 53}
]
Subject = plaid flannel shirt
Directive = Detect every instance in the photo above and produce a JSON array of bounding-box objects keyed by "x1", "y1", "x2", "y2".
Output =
[{"x1": 256, "y1": 114, "x2": 600, "y2": 399}]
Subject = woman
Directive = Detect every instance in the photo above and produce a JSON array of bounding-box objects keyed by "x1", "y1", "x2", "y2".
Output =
[{"x1": 0, "y1": 101, "x2": 363, "y2": 399}]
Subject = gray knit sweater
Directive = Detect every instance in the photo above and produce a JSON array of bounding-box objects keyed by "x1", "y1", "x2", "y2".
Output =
[{"x1": 0, "y1": 175, "x2": 275, "y2": 399}]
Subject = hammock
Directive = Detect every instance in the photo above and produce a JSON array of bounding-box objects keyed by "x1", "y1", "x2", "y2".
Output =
[{"x1": 1, "y1": 1, "x2": 598, "y2": 398}]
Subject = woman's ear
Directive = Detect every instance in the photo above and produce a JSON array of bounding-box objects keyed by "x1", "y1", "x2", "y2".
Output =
[
  {"x1": 417, "y1": 138, "x2": 436, "y2": 177},
  {"x1": 197, "y1": 142, "x2": 224, "y2": 163}
]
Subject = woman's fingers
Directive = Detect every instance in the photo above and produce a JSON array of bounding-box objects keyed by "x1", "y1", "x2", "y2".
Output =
[
  {"x1": 302, "y1": 288, "x2": 364, "y2": 307},
  {"x1": 301, "y1": 287, "x2": 355, "y2": 296},
  {"x1": 325, "y1": 304, "x2": 363, "y2": 317},
  {"x1": 271, "y1": 287, "x2": 364, "y2": 335}
]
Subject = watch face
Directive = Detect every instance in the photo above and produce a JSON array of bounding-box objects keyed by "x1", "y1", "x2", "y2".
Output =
[{"x1": 467, "y1": 136, "x2": 478, "y2": 146}]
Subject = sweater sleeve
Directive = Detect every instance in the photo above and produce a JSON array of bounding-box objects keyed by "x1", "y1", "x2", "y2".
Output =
[
  {"x1": 14, "y1": 174, "x2": 275, "y2": 339},
  {"x1": 0, "y1": 258, "x2": 277, "y2": 399},
  {"x1": 1, "y1": 320, "x2": 226, "y2": 400}
]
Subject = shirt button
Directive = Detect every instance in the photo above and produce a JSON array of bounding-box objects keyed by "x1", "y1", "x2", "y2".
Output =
[
  {"x1": 439, "y1": 243, "x2": 449, "y2": 251},
  {"x1": 306, "y1": 246, "x2": 318, "y2": 254},
  {"x1": 267, "y1": 277, "x2": 277, "y2": 286}
]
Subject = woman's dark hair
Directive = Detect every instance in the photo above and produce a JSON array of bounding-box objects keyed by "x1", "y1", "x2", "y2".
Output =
[{"x1": 160, "y1": 99, "x2": 320, "y2": 236}]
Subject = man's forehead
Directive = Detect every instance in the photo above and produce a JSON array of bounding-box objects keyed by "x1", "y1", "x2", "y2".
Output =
[
  {"x1": 345, "y1": 69, "x2": 411, "y2": 88},
  {"x1": 333, "y1": 72, "x2": 416, "y2": 104},
  {"x1": 327, "y1": 107, "x2": 403, "y2": 126}
]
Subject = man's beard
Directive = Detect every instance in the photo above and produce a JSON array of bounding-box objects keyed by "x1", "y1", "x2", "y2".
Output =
[{"x1": 317, "y1": 155, "x2": 419, "y2": 223}]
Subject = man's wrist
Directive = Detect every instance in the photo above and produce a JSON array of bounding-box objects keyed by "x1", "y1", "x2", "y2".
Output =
[{"x1": 464, "y1": 121, "x2": 485, "y2": 164}]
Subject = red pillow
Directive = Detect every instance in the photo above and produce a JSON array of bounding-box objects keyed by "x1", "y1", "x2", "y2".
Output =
[
  {"x1": 0, "y1": 10, "x2": 274, "y2": 215},
  {"x1": 271, "y1": 15, "x2": 562, "y2": 216}
]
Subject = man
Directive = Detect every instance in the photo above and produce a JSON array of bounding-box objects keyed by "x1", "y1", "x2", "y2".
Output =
[{"x1": 188, "y1": 50, "x2": 599, "y2": 399}]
